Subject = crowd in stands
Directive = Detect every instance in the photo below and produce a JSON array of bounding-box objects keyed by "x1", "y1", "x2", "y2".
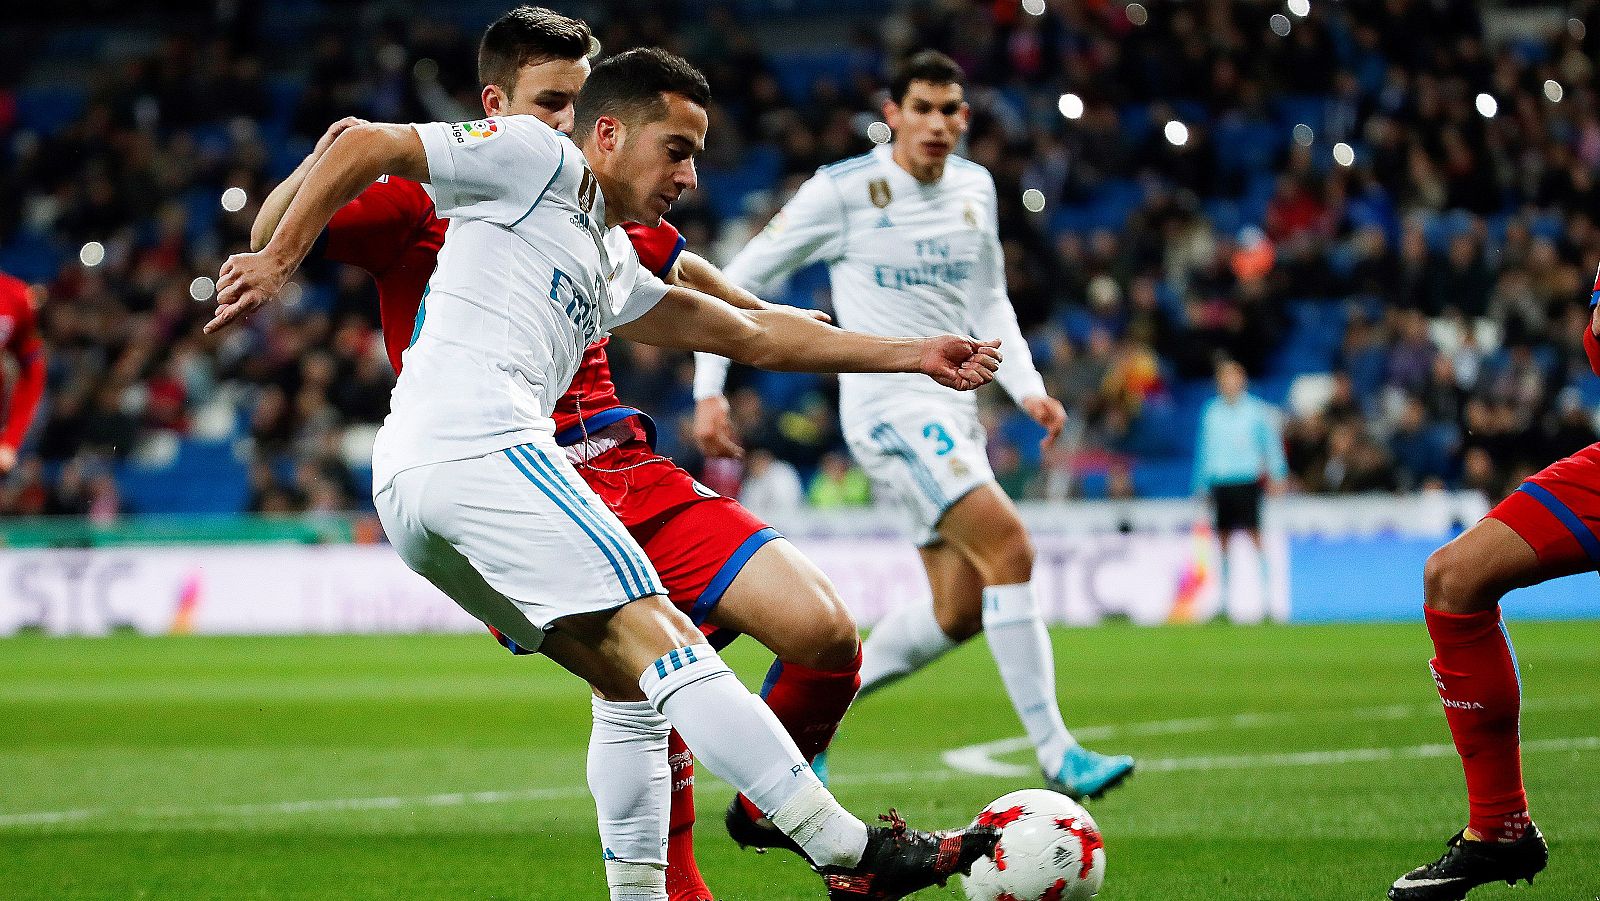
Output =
[{"x1": 5, "y1": 0, "x2": 1600, "y2": 518}]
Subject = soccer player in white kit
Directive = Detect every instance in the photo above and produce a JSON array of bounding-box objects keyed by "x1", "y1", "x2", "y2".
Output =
[
  {"x1": 206, "y1": 48, "x2": 1001, "y2": 901},
  {"x1": 693, "y1": 51, "x2": 1135, "y2": 800}
]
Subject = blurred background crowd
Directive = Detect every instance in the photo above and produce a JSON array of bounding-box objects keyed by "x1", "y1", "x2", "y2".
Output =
[{"x1": 4, "y1": 0, "x2": 1600, "y2": 520}]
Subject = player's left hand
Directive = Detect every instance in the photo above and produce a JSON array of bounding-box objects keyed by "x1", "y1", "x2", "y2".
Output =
[
  {"x1": 1020, "y1": 394, "x2": 1067, "y2": 448},
  {"x1": 921, "y1": 336, "x2": 1001, "y2": 391},
  {"x1": 205, "y1": 251, "x2": 295, "y2": 334}
]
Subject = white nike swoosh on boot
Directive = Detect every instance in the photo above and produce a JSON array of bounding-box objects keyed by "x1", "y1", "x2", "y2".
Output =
[{"x1": 1392, "y1": 874, "x2": 1466, "y2": 889}]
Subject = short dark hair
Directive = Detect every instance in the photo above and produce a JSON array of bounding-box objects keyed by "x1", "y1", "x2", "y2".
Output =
[
  {"x1": 574, "y1": 48, "x2": 711, "y2": 145},
  {"x1": 889, "y1": 49, "x2": 965, "y2": 104},
  {"x1": 477, "y1": 6, "x2": 593, "y2": 92}
]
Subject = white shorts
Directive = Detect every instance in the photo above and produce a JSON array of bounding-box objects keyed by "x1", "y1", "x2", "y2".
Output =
[
  {"x1": 375, "y1": 440, "x2": 666, "y2": 653},
  {"x1": 844, "y1": 404, "x2": 993, "y2": 546}
]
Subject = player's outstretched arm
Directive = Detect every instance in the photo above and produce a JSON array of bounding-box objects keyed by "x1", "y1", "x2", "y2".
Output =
[
  {"x1": 207, "y1": 123, "x2": 427, "y2": 334},
  {"x1": 250, "y1": 116, "x2": 368, "y2": 252},
  {"x1": 613, "y1": 286, "x2": 1001, "y2": 390}
]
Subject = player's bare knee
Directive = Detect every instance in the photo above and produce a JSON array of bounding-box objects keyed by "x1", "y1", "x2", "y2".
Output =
[
  {"x1": 978, "y1": 526, "x2": 1034, "y2": 585},
  {"x1": 787, "y1": 582, "x2": 861, "y2": 671},
  {"x1": 938, "y1": 604, "x2": 984, "y2": 642},
  {"x1": 1423, "y1": 543, "x2": 1491, "y2": 614}
]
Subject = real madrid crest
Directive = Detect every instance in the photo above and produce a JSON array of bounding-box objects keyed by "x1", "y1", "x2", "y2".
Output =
[
  {"x1": 868, "y1": 178, "x2": 893, "y2": 209},
  {"x1": 963, "y1": 202, "x2": 979, "y2": 228},
  {"x1": 578, "y1": 167, "x2": 599, "y2": 214}
]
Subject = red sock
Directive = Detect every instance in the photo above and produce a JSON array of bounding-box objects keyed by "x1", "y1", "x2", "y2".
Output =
[
  {"x1": 738, "y1": 647, "x2": 862, "y2": 819},
  {"x1": 1425, "y1": 606, "x2": 1530, "y2": 843},
  {"x1": 664, "y1": 729, "x2": 712, "y2": 901}
]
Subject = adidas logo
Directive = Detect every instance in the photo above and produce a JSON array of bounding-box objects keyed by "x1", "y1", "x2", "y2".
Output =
[{"x1": 875, "y1": 213, "x2": 894, "y2": 228}]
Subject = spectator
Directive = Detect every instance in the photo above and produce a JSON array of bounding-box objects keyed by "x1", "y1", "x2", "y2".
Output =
[{"x1": 737, "y1": 449, "x2": 804, "y2": 521}]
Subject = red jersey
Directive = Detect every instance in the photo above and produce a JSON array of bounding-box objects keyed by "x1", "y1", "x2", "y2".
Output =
[
  {"x1": 0, "y1": 272, "x2": 44, "y2": 451},
  {"x1": 320, "y1": 177, "x2": 685, "y2": 444}
]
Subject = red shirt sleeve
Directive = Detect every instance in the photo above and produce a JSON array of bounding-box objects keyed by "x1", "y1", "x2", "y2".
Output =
[
  {"x1": 322, "y1": 176, "x2": 436, "y2": 274},
  {"x1": 1, "y1": 275, "x2": 44, "y2": 450},
  {"x1": 1584, "y1": 319, "x2": 1600, "y2": 379},
  {"x1": 623, "y1": 219, "x2": 686, "y2": 279}
]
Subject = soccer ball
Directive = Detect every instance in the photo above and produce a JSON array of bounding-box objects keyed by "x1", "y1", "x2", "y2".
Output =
[{"x1": 962, "y1": 789, "x2": 1105, "y2": 901}]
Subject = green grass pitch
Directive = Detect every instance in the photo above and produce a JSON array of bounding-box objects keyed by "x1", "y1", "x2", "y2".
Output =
[{"x1": 1, "y1": 622, "x2": 1595, "y2": 899}]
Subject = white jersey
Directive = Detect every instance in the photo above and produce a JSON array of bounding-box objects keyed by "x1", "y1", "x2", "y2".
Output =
[
  {"x1": 372, "y1": 115, "x2": 670, "y2": 490},
  {"x1": 698, "y1": 143, "x2": 1044, "y2": 421}
]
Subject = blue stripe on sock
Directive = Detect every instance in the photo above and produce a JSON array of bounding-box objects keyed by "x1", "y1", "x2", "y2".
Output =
[
  {"x1": 1517, "y1": 482, "x2": 1600, "y2": 565},
  {"x1": 1499, "y1": 620, "x2": 1523, "y2": 694},
  {"x1": 515, "y1": 444, "x2": 658, "y2": 597},
  {"x1": 502, "y1": 448, "x2": 636, "y2": 596},
  {"x1": 668, "y1": 648, "x2": 682, "y2": 672},
  {"x1": 684, "y1": 646, "x2": 697, "y2": 664},
  {"x1": 655, "y1": 658, "x2": 668, "y2": 679},
  {"x1": 759, "y1": 660, "x2": 784, "y2": 700}
]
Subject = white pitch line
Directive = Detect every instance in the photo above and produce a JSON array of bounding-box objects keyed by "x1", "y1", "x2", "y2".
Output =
[{"x1": 4, "y1": 736, "x2": 1597, "y2": 831}]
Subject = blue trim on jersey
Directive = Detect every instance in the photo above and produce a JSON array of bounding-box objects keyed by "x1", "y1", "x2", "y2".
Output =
[
  {"x1": 655, "y1": 234, "x2": 687, "y2": 278},
  {"x1": 510, "y1": 152, "x2": 567, "y2": 228},
  {"x1": 687, "y1": 526, "x2": 782, "y2": 626},
  {"x1": 1517, "y1": 482, "x2": 1600, "y2": 565},
  {"x1": 503, "y1": 446, "x2": 641, "y2": 596},
  {"x1": 553, "y1": 406, "x2": 656, "y2": 448},
  {"x1": 514, "y1": 443, "x2": 661, "y2": 597},
  {"x1": 871, "y1": 423, "x2": 948, "y2": 509},
  {"x1": 821, "y1": 152, "x2": 876, "y2": 177},
  {"x1": 759, "y1": 659, "x2": 784, "y2": 700},
  {"x1": 408, "y1": 286, "x2": 429, "y2": 349}
]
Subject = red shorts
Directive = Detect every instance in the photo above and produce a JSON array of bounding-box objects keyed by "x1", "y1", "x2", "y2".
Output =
[
  {"x1": 1486, "y1": 442, "x2": 1600, "y2": 570},
  {"x1": 490, "y1": 422, "x2": 778, "y2": 655}
]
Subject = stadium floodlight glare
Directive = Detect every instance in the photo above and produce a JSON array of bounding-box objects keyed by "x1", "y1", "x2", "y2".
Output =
[
  {"x1": 1475, "y1": 93, "x2": 1498, "y2": 118},
  {"x1": 1332, "y1": 142, "x2": 1355, "y2": 167},
  {"x1": 1270, "y1": 14, "x2": 1291, "y2": 36},
  {"x1": 1544, "y1": 79, "x2": 1564, "y2": 103},
  {"x1": 1022, "y1": 0, "x2": 1046, "y2": 15},
  {"x1": 79, "y1": 241, "x2": 106, "y2": 268},
  {"x1": 189, "y1": 277, "x2": 216, "y2": 302},
  {"x1": 1125, "y1": 3, "x2": 1148, "y2": 26},
  {"x1": 1164, "y1": 120, "x2": 1189, "y2": 147},
  {"x1": 1287, "y1": 0, "x2": 1310, "y2": 17},
  {"x1": 220, "y1": 187, "x2": 247, "y2": 213},
  {"x1": 1292, "y1": 123, "x2": 1314, "y2": 146},
  {"x1": 865, "y1": 121, "x2": 892, "y2": 144},
  {"x1": 1021, "y1": 189, "x2": 1047, "y2": 213},
  {"x1": 1057, "y1": 93, "x2": 1085, "y2": 120}
]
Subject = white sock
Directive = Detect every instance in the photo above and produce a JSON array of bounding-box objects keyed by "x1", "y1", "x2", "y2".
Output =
[
  {"x1": 859, "y1": 595, "x2": 958, "y2": 696},
  {"x1": 603, "y1": 861, "x2": 666, "y2": 901},
  {"x1": 981, "y1": 583, "x2": 1074, "y2": 773},
  {"x1": 639, "y1": 644, "x2": 868, "y2": 868},
  {"x1": 589, "y1": 697, "x2": 669, "y2": 901}
]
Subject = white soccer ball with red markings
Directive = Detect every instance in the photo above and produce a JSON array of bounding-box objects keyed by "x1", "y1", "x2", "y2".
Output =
[{"x1": 961, "y1": 789, "x2": 1105, "y2": 901}]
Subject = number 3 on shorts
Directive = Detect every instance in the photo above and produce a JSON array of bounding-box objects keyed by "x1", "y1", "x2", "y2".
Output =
[{"x1": 923, "y1": 422, "x2": 955, "y2": 456}]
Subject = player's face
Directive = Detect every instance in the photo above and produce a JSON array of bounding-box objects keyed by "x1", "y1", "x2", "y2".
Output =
[
  {"x1": 885, "y1": 80, "x2": 969, "y2": 171},
  {"x1": 482, "y1": 56, "x2": 591, "y2": 134},
  {"x1": 611, "y1": 94, "x2": 707, "y2": 226}
]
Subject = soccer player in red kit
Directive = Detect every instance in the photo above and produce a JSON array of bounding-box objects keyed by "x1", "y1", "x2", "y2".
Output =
[
  {"x1": 252, "y1": 10, "x2": 861, "y2": 900},
  {"x1": 0, "y1": 271, "x2": 45, "y2": 475},
  {"x1": 1385, "y1": 274, "x2": 1600, "y2": 899}
]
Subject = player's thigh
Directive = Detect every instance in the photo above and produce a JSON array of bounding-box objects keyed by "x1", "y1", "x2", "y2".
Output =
[
  {"x1": 917, "y1": 541, "x2": 986, "y2": 639},
  {"x1": 1437, "y1": 474, "x2": 1600, "y2": 612},
  {"x1": 706, "y1": 538, "x2": 860, "y2": 669},
  {"x1": 544, "y1": 595, "x2": 706, "y2": 700},
  {"x1": 935, "y1": 482, "x2": 1035, "y2": 583},
  {"x1": 845, "y1": 405, "x2": 993, "y2": 548}
]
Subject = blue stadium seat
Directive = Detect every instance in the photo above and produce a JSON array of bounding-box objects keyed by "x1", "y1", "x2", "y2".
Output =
[{"x1": 15, "y1": 86, "x2": 88, "y2": 137}]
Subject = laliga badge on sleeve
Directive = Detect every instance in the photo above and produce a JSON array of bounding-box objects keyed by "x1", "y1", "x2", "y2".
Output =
[{"x1": 450, "y1": 118, "x2": 502, "y2": 145}]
